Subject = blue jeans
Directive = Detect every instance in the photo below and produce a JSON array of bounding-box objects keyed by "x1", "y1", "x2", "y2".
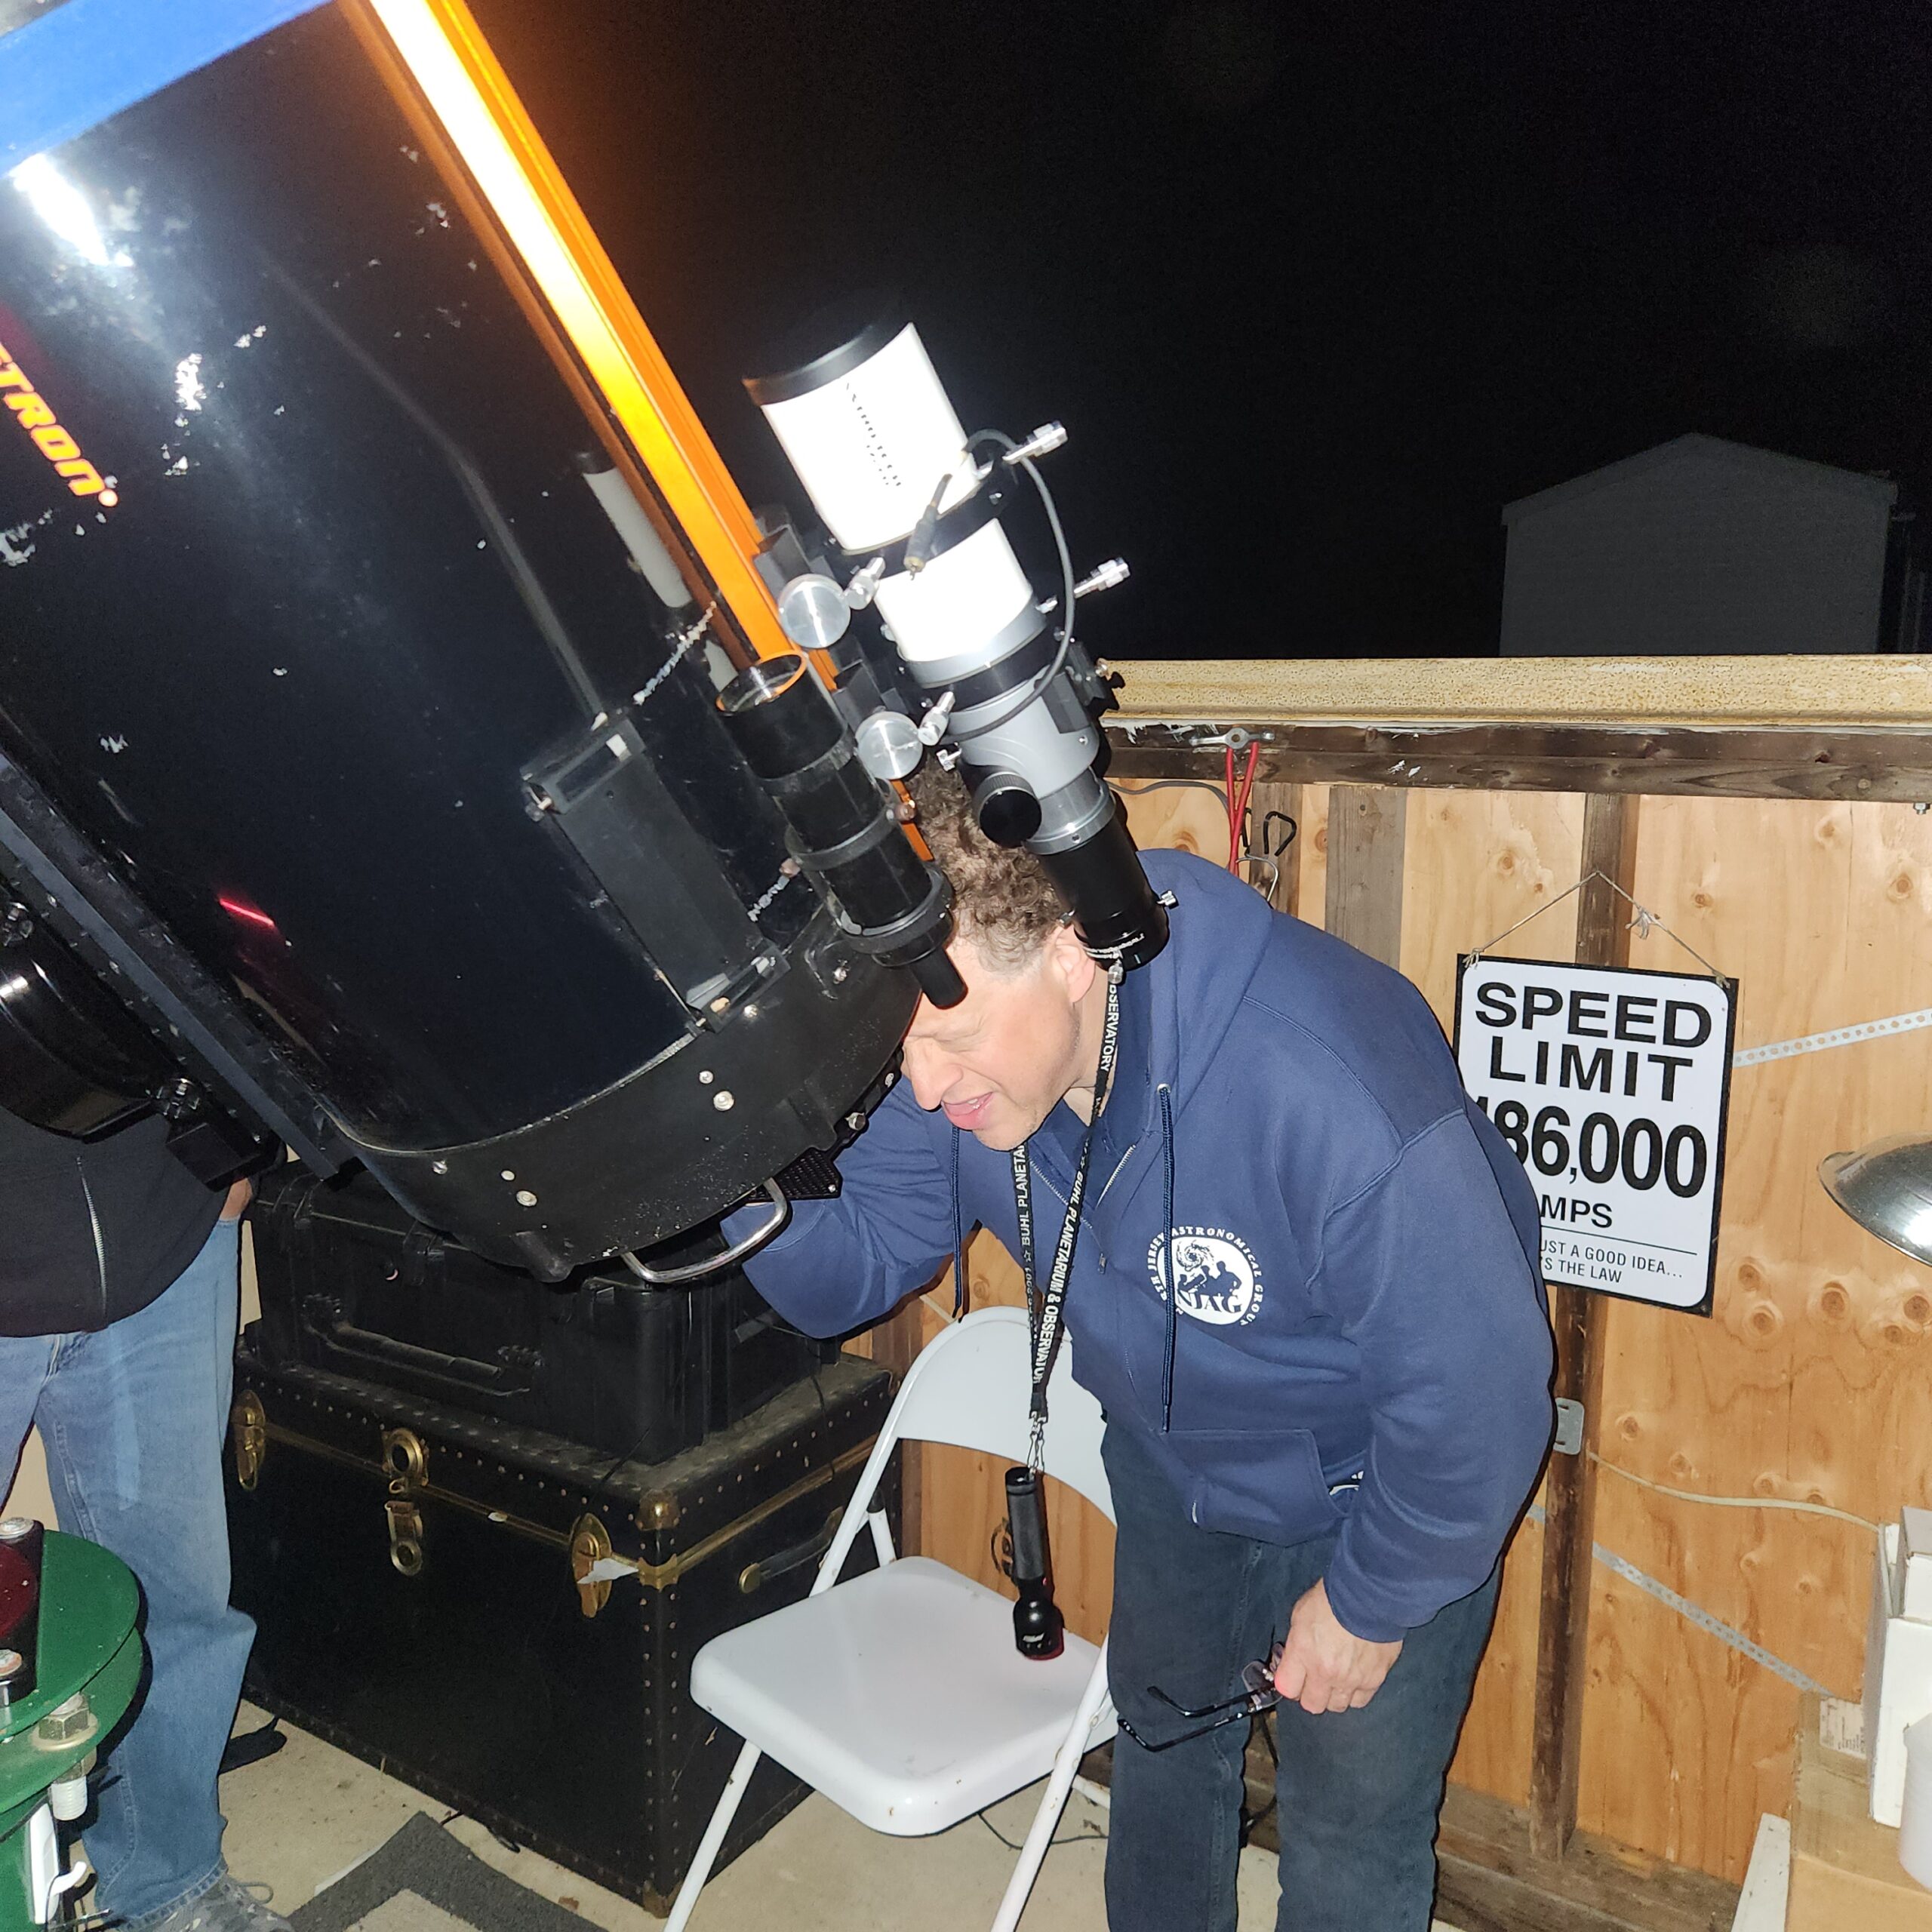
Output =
[
  {"x1": 1102, "y1": 1423, "x2": 1500, "y2": 1932},
  {"x1": 0, "y1": 1220, "x2": 255, "y2": 1928}
]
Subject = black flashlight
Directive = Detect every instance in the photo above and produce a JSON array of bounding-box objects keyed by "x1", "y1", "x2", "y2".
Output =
[{"x1": 1004, "y1": 1466, "x2": 1065, "y2": 1660}]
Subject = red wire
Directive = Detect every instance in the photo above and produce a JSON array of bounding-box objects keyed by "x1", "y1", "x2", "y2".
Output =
[
  {"x1": 1226, "y1": 743, "x2": 1260, "y2": 873},
  {"x1": 1225, "y1": 746, "x2": 1235, "y2": 866}
]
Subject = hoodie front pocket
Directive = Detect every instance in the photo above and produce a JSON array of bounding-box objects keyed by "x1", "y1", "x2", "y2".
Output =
[{"x1": 1168, "y1": 1424, "x2": 1344, "y2": 1546}]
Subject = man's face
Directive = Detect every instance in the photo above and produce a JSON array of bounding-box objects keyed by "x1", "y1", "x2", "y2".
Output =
[{"x1": 900, "y1": 930, "x2": 1095, "y2": 1152}]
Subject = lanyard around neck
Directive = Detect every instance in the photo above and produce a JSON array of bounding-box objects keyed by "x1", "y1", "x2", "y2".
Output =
[{"x1": 1011, "y1": 963, "x2": 1124, "y2": 1472}]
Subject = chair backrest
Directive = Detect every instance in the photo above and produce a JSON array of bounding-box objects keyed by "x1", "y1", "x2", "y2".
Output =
[{"x1": 884, "y1": 1306, "x2": 1113, "y2": 1524}]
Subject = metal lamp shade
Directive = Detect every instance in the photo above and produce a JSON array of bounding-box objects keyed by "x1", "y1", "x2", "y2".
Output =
[{"x1": 1819, "y1": 1134, "x2": 1932, "y2": 1268}]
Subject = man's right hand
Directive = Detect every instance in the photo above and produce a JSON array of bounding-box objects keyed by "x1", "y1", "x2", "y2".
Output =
[{"x1": 1272, "y1": 1578, "x2": 1404, "y2": 1715}]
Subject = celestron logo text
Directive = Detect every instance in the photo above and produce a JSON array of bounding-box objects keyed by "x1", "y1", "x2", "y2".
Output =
[{"x1": 0, "y1": 341, "x2": 116, "y2": 505}]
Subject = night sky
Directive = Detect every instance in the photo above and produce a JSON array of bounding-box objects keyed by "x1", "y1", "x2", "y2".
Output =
[{"x1": 472, "y1": 0, "x2": 1930, "y2": 660}]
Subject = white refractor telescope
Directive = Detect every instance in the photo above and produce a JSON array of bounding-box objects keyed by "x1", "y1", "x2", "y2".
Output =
[{"x1": 745, "y1": 316, "x2": 1168, "y2": 971}]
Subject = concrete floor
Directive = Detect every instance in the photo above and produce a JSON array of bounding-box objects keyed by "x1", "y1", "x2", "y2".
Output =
[{"x1": 217, "y1": 1704, "x2": 1464, "y2": 1930}]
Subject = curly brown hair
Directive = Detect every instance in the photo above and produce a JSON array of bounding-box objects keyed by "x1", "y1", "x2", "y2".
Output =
[{"x1": 909, "y1": 764, "x2": 1066, "y2": 971}]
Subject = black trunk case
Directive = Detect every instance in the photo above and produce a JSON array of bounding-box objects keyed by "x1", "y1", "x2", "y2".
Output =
[
  {"x1": 247, "y1": 1168, "x2": 835, "y2": 1463},
  {"x1": 226, "y1": 1343, "x2": 895, "y2": 1911}
]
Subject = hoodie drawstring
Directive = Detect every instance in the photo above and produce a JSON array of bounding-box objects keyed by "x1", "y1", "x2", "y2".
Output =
[
  {"x1": 1158, "y1": 1083, "x2": 1177, "y2": 1434},
  {"x1": 950, "y1": 1126, "x2": 968, "y2": 1318}
]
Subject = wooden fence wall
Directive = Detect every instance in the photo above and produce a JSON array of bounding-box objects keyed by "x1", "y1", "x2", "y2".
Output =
[{"x1": 863, "y1": 669, "x2": 1932, "y2": 1888}]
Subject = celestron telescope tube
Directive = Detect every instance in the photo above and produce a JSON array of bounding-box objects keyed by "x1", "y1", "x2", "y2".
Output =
[{"x1": 0, "y1": 0, "x2": 955, "y2": 1275}]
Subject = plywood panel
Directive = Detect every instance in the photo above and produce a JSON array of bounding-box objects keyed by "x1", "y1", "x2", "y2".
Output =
[
  {"x1": 1399, "y1": 791, "x2": 1589, "y2": 1025},
  {"x1": 1326, "y1": 786, "x2": 1409, "y2": 964},
  {"x1": 894, "y1": 677, "x2": 1932, "y2": 1884},
  {"x1": 1114, "y1": 776, "x2": 1229, "y2": 863},
  {"x1": 1397, "y1": 791, "x2": 1589, "y2": 1808},
  {"x1": 1576, "y1": 797, "x2": 1932, "y2": 1881},
  {"x1": 869, "y1": 755, "x2": 1932, "y2": 1884},
  {"x1": 1298, "y1": 783, "x2": 1331, "y2": 927}
]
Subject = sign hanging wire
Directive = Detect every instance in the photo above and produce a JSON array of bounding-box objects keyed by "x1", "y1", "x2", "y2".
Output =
[{"x1": 1468, "y1": 868, "x2": 1727, "y2": 982}]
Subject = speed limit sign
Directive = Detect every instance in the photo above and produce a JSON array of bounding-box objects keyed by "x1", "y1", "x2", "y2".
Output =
[{"x1": 1454, "y1": 956, "x2": 1737, "y2": 1314}]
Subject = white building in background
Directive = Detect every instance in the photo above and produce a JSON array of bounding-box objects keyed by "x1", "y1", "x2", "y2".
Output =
[{"x1": 1499, "y1": 433, "x2": 1918, "y2": 656}]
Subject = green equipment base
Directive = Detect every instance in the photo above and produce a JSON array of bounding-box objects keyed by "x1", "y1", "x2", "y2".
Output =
[{"x1": 0, "y1": 1534, "x2": 141, "y2": 1929}]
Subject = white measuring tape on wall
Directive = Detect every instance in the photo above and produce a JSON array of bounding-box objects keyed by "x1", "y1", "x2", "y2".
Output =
[
  {"x1": 1734, "y1": 1006, "x2": 1932, "y2": 1069},
  {"x1": 1525, "y1": 1503, "x2": 1834, "y2": 1699}
]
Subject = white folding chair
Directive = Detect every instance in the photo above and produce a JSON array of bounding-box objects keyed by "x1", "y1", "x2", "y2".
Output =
[{"x1": 665, "y1": 1306, "x2": 1116, "y2": 1932}]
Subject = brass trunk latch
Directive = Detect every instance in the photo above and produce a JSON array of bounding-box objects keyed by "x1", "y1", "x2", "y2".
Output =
[
  {"x1": 570, "y1": 1513, "x2": 614, "y2": 1619},
  {"x1": 230, "y1": 1392, "x2": 266, "y2": 1492},
  {"x1": 380, "y1": 1427, "x2": 428, "y2": 1577}
]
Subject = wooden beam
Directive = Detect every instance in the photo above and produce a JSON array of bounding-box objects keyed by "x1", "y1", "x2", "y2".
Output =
[
  {"x1": 1527, "y1": 791, "x2": 1638, "y2": 1860},
  {"x1": 1324, "y1": 786, "x2": 1407, "y2": 966},
  {"x1": 1107, "y1": 721, "x2": 1932, "y2": 803},
  {"x1": 1109, "y1": 654, "x2": 1932, "y2": 730},
  {"x1": 1435, "y1": 1786, "x2": 1740, "y2": 1932}
]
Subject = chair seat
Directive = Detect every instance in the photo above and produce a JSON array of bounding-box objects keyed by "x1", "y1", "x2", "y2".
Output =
[{"x1": 690, "y1": 1556, "x2": 1114, "y2": 1837}]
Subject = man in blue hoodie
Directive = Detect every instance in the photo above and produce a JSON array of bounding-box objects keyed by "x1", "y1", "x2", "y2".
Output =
[{"x1": 734, "y1": 774, "x2": 1554, "y2": 1930}]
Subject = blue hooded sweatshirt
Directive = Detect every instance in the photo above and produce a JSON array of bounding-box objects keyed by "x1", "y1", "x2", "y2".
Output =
[{"x1": 734, "y1": 848, "x2": 1555, "y2": 1641}]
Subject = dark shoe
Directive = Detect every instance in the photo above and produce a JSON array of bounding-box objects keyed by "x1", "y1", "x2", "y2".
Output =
[{"x1": 143, "y1": 1874, "x2": 292, "y2": 1932}]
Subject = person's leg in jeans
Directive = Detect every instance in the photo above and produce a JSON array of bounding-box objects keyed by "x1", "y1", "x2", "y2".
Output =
[
  {"x1": 1103, "y1": 1422, "x2": 1292, "y2": 1932},
  {"x1": 34, "y1": 1220, "x2": 257, "y2": 1928},
  {"x1": 1103, "y1": 1418, "x2": 1501, "y2": 1931},
  {"x1": 1271, "y1": 1562, "x2": 1501, "y2": 1932}
]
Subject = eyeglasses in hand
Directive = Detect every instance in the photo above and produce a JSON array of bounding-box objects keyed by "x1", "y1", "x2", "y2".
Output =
[{"x1": 1115, "y1": 1645, "x2": 1283, "y2": 1752}]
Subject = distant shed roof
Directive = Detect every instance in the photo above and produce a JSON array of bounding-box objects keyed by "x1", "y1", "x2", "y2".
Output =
[{"x1": 1501, "y1": 432, "x2": 1898, "y2": 526}]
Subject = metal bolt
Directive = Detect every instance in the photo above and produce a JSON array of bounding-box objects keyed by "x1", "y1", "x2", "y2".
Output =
[
  {"x1": 35, "y1": 1694, "x2": 94, "y2": 1746},
  {"x1": 699, "y1": 1069, "x2": 714, "y2": 1084},
  {"x1": 1072, "y1": 556, "x2": 1131, "y2": 601},
  {"x1": 743, "y1": 1005, "x2": 759, "y2": 1021},
  {"x1": 832, "y1": 962, "x2": 850, "y2": 985},
  {"x1": 500, "y1": 1170, "x2": 515, "y2": 1182},
  {"x1": 432, "y1": 1161, "x2": 448, "y2": 1175},
  {"x1": 712, "y1": 1091, "x2": 735, "y2": 1112},
  {"x1": 754, "y1": 954, "x2": 777, "y2": 975},
  {"x1": 0, "y1": 1651, "x2": 21, "y2": 1681},
  {"x1": 158, "y1": 1075, "x2": 200, "y2": 1121},
  {"x1": 845, "y1": 1112, "x2": 867, "y2": 1132},
  {"x1": 515, "y1": 1189, "x2": 537, "y2": 1208},
  {"x1": 0, "y1": 903, "x2": 32, "y2": 947},
  {"x1": 0, "y1": 1518, "x2": 35, "y2": 1541},
  {"x1": 1003, "y1": 421, "x2": 1068, "y2": 464},
  {"x1": 48, "y1": 1762, "x2": 91, "y2": 1820}
]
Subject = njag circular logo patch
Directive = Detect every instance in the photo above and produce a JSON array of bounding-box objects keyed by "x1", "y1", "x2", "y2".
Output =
[{"x1": 1146, "y1": 1226, "x2": 1264, "y2": 1326}]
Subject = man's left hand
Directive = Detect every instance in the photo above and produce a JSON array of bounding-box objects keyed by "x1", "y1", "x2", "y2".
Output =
[{"x1": 1272, "y1": 1579, "x2": 1403, "y2": 1715}]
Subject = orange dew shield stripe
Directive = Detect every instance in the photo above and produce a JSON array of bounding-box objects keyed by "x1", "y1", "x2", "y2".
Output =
[{"x1": 352, "y1": 0, "x2": 793, "y2": 663}]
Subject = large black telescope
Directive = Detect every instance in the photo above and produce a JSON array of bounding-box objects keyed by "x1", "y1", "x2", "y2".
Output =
[
  {"x1": 0, "y1": 0, "x2": 1161, "y2": 1281},
  {"x1": 0, "y1": 0, "x2": 941, "y2": 1277}
]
